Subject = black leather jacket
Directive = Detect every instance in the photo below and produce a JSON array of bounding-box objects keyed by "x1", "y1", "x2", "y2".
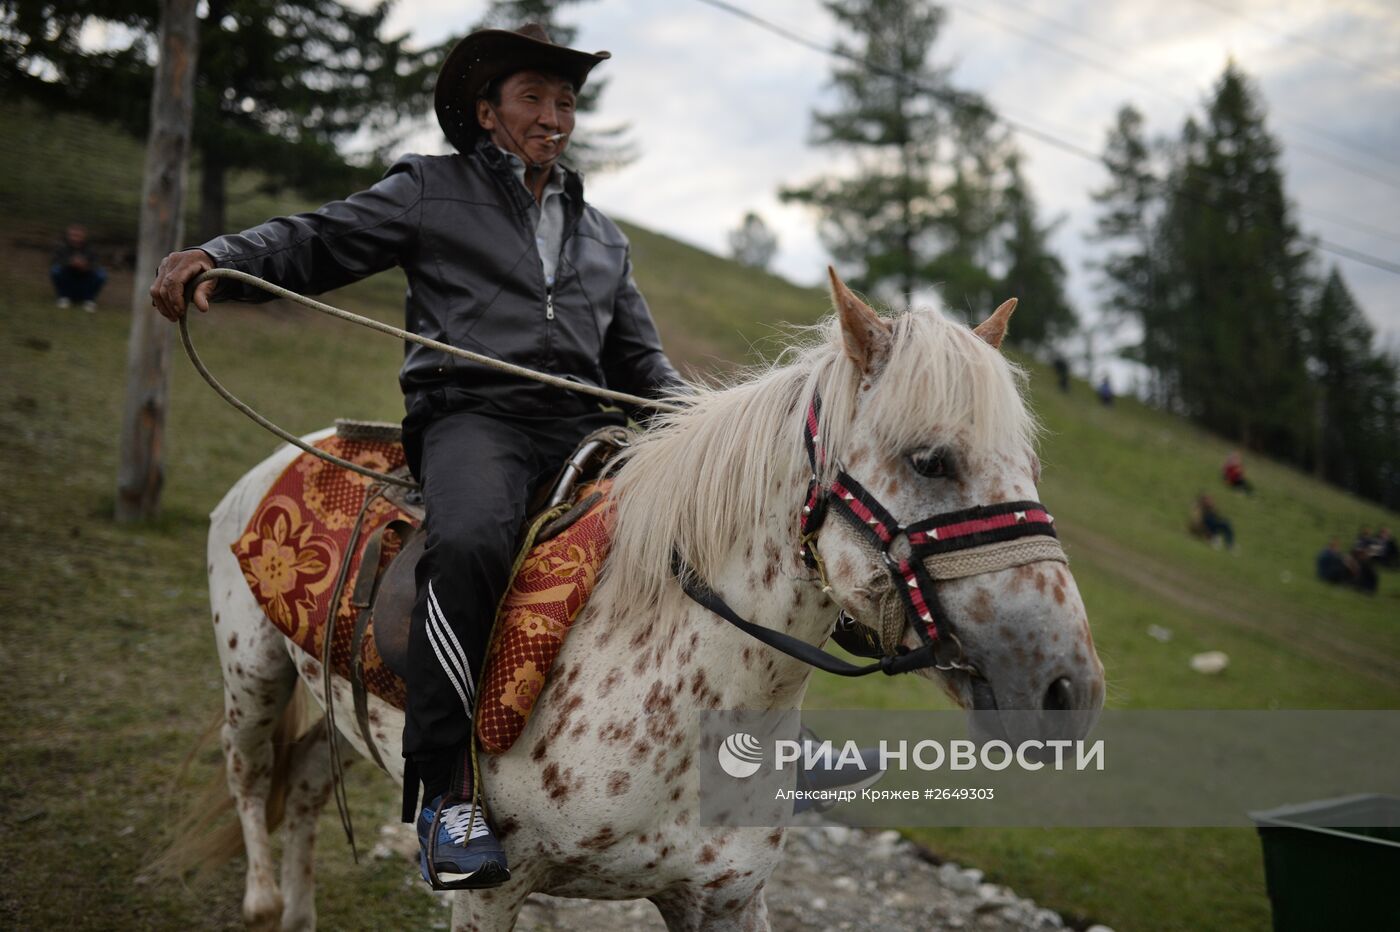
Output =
[{"x1": 199, "y1": 138, "x2": 680, "y2": 418}]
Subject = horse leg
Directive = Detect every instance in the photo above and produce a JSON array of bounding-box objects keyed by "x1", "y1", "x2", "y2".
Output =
[
  {"x1": 212, "y1": 542, "x2": 301, "y2": 931},
  {"x1": 220, "y1": 647, "x2": 298, "y2": 929},
  {"x1": 448, "y1": 865, "x2": 542, "y2": 932},
  {"x1": 276, "y1": 718, "x2": 349, "y2": 932},
  {"x1": 650, "y1": 886, "x2": 770, "y2": 932}
]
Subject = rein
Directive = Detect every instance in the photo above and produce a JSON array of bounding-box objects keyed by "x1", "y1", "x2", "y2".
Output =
[
  {"x1": 178, "y1": 268, "x2": 684, "y2": 488},
  {"x1": 678, "y1": 388, "x2": 1066, "y2": 680}
]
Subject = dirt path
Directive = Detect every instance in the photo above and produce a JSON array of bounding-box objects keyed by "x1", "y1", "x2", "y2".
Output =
[
  {"x1": 1059, "y1": 522, "x2": 1400, "y2": 685},
  {"x1": 373, "y1": 817, "x2": 1110, "y2": 932}
]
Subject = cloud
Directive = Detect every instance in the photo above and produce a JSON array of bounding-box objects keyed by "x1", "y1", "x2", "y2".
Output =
[{"x1": 357, "y1": 0, "x2": 1399, "y2": 345}]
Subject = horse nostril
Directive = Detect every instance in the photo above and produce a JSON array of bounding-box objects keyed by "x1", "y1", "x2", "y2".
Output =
[{"x1": 1043, "y1": 676, "x2": 1073, "y2": 711}]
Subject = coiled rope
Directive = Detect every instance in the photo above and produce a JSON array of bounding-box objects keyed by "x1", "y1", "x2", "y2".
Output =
[{"x1": 178, "y1": 268, "x2": 684, "y2": 488}]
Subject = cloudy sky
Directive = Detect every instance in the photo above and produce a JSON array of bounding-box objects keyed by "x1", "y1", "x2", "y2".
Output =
[{"x1": 368, "y1": 0, "x2": 1400, "y2": 362}]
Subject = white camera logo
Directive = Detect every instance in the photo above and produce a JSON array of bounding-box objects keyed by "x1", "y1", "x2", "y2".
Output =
[{"x1": 717, "y1": 732, "x2": 764, "y2": 778}]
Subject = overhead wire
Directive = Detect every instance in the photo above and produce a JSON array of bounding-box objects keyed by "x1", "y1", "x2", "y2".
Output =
[
  {"x1": 946, "y1": 0, "x2": 1400, "y2": 245},
  {"x1": 982, "y1": 0, "x2": 1400, "y2": 177},
  {"x1": 1185, "y1": 0, "x2": 1400, "y2": 87},
  {"x1": 690, "y1": 0, "x2": 1400, "y2": 279},
  {"x1": 943, "y1": 0, "x2": 1400, "y2": 230}
]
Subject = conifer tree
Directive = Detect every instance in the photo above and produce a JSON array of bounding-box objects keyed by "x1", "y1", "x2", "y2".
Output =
[
  {"x1": 779, "y1": 0, "x2": 960, "y2": 301},
  {"x1": 1089, "y1": 66, "x2": 1395, "y2": 506},
  {"x1": 1154, "y1": 63, "x2": 1312, "y2": 455},
  {"x1": 2, "y1": 0, "x2": 445, "y2": 242},
  {"x1": 728, "y1": 212, "x2": 779, "y2": 270},
  {"x1": 782, "y1": 0, "x2": 1072, "y2": 338},
  {"x1": 924, "y1": 104, "x2": 1008, "y2": 319},
  {"x1": 1089, "y1": 105, "x2": 1160, "y2": 388},
  {"x1": 998, "y1": 155, "x2": 1075, "y2": 347},
  {"x1": 1307, "y1": 268, "x2": 1400, "y2": 503}
]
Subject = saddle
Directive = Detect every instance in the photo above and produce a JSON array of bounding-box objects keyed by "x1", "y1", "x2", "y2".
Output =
[
  {"x1": 230, "y1": 420, "x2": 630, "y2": 770},
  {"x1": 362, "y1": 421, "x2": 630, "y2": 680}
]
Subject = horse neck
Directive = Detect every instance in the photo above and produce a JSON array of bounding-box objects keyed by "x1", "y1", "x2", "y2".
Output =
[{"x1": 663, "y1": 484, "x2": 837, "y2": 712}]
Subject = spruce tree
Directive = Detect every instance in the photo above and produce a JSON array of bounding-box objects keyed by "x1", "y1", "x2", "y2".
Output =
[
  {"x1": 1154, "y1": 63, "x2": 1312, "y2": 455},
  {"x1": 781, "y1": 0, "x2": 1071, "y2": 339},
  {"x1": 924, "y1": 103, "x2": 1008, "y2": 320},
  {"x1": 1090, "y1": 105, "x2": 1161, "y2": 390},
  {"x1": 779, "y1": 0, "x2": 956, "y2": 302},
  {"x1": 1307, "y1": 268, "x2": 1400, "y2": 503},
  {"x1": 998, "y1": 155, "x2": 1075, "y2": 347},
  {"x1": 728, "y1": 212, "x2": 779, "y2": 270},
  {"x1": 3, "y1": 0, "x2": 445, "y2": 241}
]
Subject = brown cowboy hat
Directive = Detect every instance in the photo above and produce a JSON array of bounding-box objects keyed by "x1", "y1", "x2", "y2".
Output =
[{"x1": 435, "y1": 22, "x2": 611, "y2": 154}]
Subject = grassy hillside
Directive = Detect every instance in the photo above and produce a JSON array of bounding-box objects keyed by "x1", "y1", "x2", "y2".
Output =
[{"x1": 2, "y1": 101, "x2": 1396, "y2": 931}]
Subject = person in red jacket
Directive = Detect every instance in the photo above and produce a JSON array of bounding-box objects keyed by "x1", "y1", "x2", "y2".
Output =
[{"x1": 1222, "y1": 450, "x2": 1253, "y2": 494}]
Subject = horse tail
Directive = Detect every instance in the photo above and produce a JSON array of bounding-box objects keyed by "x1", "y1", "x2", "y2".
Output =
[{"x1": 149, "y1": 682, "x2": 319, "y2": 879}]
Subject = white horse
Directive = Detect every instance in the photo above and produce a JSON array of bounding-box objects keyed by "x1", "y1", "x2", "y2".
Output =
[{"x1": 177, "y1": 270, "x2": 1104, "y2": 931}]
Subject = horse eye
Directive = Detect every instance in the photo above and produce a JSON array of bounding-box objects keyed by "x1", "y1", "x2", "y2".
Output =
[{"x1": 909, "y1": 449, "x2": 951, "y2": 479}]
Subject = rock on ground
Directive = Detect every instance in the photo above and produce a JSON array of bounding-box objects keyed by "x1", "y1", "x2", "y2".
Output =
[{"x1": 378, "y1": 816, "x2": 1111, "y2": 931}]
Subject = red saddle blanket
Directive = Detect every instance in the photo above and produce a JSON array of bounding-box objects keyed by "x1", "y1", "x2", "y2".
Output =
[{"x1": 231, "y1": 433, "x2": 615, "y2": 753}]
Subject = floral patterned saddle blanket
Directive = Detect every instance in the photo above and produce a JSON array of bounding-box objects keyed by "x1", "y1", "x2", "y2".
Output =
[{"x1": 231, "y1": 431, "x2": 616, "y2": 754}]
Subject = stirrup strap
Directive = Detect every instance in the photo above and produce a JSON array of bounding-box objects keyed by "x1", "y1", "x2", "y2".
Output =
[
  {"x1": 349, "y1": 519, "x2": 414, "y2": 774},
  {"x1": 321, "y1": 484, "x2": 388, "y2": 861}
]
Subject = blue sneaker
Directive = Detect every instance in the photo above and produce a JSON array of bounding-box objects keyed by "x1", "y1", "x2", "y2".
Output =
[
  {"x1": 794, "y1": 730, "x2": 886, "y2": 813},
  {"x1": 417, "y1": 796, "x2": 510, "y2": 890}
]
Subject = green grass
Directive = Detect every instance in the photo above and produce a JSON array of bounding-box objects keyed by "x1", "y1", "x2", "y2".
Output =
[{"x1": 2, "y1": 99, "x2": 1397, "y2": 931}]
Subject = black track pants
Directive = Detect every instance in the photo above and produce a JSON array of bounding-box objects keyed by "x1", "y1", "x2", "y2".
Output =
[{"x1": 399, "y1": 398, "x2": 622, "y2": 764}]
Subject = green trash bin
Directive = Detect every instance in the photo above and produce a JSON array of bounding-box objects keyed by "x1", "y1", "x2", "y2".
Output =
[{"x1": 1251, "y1": 794, "x2": 1400, "y2": 931}]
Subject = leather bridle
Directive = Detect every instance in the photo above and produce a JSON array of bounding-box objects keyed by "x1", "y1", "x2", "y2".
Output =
[{"x1": 677, "y1": 388, "x2": 1067, "y2": 679}]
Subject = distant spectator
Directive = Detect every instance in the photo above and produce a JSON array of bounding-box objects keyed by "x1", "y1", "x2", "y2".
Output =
[
  {"x1": 1350, "y1": 543, "x2": 1379, "y2": 594},
  {"x1": 1053, "y1": 356, "x2": 1070, "y2": 394},
  {"x1": 1316, "y1": 537, "x2": 1379, "y2": 595},
  {"x1": 1222, "y1": 450, "x2": 1253, "y2": 494},
  {"x1": 1189, "y1": 493, "x2": 1234, "y2": 550},
  {"x1": 1374, "y1": 527, "x2": 1398, "y2": 569},
  {"x1": 50, "y1": 224, "x2": 106, "y2": 312},
  {"x1": 1315, "y1": 538, "x2": 1354, "y2": 586},
  {"x1": 1096, "y1": 375, "x2": 1113, "y2": 407},
  {"x1": 1347, "y1": 530, "x2": 1381, "y2": 593}
]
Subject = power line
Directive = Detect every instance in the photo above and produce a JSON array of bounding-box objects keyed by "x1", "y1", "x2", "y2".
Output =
[
  {"x1": 690, "y1": 0, "x2": 1400, "y2": 279},
  {"x1": 945, "y1": 0, "x2": 1400, "y2": 210},
  {"x1": 983, "y1": 0, "x2": 1400, "y2": 175},
  {"x1": 1186, "y1": 0, "x2": 1400, "y2": 87}
]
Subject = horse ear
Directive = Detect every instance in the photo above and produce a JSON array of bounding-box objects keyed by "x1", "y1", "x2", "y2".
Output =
[
  {"x1": 974, "y1": 298, "x2": 1018, "y2": 350},
  {"x1": 828, "y1": 266, "x2": 891, "y2": 374}
]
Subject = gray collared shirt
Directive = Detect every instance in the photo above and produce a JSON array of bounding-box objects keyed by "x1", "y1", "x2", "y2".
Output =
[{"x1": 499, "y1": 147, "x2": 568, "y2": 289}]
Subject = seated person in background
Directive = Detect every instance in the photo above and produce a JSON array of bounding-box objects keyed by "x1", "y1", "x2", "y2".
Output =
[
  {"x1": 1349, "y1": 542, "x2": 1379, "y2": 595},
  {"x1": 1189, "y1": 494, "x2": 1234, "y2": 550},
  {"x1": 1316, "y1": 537, "x2": 1358, "y2": 587},
  {"x1": 50, "y1": 224, "x2": 107, "y2": 312},
  {"x1": 1375, "y1": 527, "x2": 1399, "y2": 568},
  {"x1": 1222, "y1": 450, "x2": 1252, "y2": 493}
]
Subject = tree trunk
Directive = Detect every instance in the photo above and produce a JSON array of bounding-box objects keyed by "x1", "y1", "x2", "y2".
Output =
[
  {"x1": 198, "y1": 139, "x2": 226, "y2": 244},
  {"x1": 115, "y1": 0, "x2": 199, "y2": 523}
]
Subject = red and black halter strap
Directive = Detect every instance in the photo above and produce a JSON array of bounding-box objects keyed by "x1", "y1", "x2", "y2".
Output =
[{"x1": 676, "y1": 389, "x2": 1060, "y2": 677}]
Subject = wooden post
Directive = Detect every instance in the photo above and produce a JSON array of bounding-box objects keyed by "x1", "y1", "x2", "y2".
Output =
[{"x1": 115, "y1": 0, "x2": 199, "y2": 522}]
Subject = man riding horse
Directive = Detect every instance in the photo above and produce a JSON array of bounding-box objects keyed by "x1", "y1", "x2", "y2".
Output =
[{"x1": 151, "y1": 22, "x2": 873, "y2": 892}]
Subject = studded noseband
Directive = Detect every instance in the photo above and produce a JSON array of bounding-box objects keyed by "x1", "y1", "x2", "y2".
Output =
[{"x1": 676, "y1": 389, "x2": 1067, "y2": 678}]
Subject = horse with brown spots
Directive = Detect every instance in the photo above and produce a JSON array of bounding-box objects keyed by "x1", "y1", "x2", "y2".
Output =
[{"x1": 181, "y1": 269, "x2": 1102, "y2": 930}]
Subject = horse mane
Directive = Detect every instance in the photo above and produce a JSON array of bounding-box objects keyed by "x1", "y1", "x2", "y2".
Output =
[{"x1": 605, "y1": 305, "x2": 1039, "y2": 613}]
